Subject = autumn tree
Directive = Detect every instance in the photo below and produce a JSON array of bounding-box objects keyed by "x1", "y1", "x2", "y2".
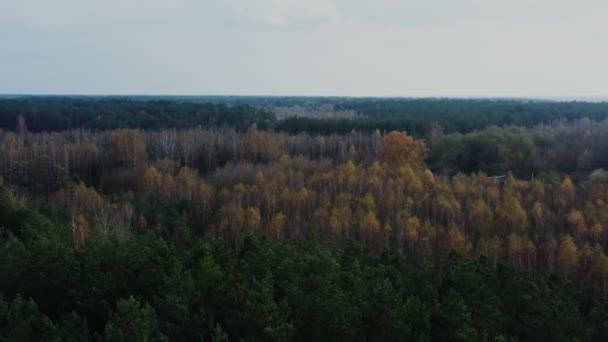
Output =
[
  {"x1": 383, "y1": 131, "x2": 427, "y2": 168},
  {"x1": 267, "y1": 212, "x2": 286, "y2": 239},
  {"x1": 71, "y1": 213, "x2": 88, "y2": 249},
  {"x1": 245, "y1": 207, "x2": 261, "y2": 233},
  {"x1": 559, "y1": 176, "x2": 575, "y2": 210},
  {"x1": 567, "y1": 209, "x2": 587, "y2": 241},
  {"x1": 111, "y1": 129, "x2": 147, "y2": 168},
  {"x1": 496, "y1": 192, "x2": 527, "y2": 233},
  {"x1": 470, "y1": 198, "x2": 494, "y2": 236},
  {"x1": 531, "y1": 201, "x2": 543, "y2": 230},
  {"x1": 361, "y1": 210, "x2": 380, "y2": 246},
  {"x1": 245, "y1": 124, "x2": 283, "y2": 162},
  {"x1": 557, "y1": 235, "x2": 579, "y2": 279},
  {"x1": 446, "y1": 224, "x2": 471, "y2": 254}
]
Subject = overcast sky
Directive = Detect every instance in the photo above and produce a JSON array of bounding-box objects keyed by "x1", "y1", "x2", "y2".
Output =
[{"x1": 1, "y1": 0, "x2": 607, "y2": 97}]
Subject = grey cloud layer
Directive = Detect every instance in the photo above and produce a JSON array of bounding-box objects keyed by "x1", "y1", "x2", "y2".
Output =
[{"x1": 1, "y1": 0, "x2": 607, "y2": 96}]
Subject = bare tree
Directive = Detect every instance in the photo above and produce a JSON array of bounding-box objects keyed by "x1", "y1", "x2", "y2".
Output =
[{"x1": 157, "y1": 129, "x2": 177, "y2": 160}]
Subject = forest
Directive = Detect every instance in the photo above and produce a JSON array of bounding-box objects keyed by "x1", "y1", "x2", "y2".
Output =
[{"x1": 2, "y1": 96, "x2": 608, "y2": 340}]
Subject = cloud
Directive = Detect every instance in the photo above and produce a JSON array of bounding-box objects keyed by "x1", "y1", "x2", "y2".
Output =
[
  {"x1": 219, "y1": 0, "x2": 339, "y2": 28},
  {"x1": 1, "y1": 0, "x2": 608, "y2": 95}
]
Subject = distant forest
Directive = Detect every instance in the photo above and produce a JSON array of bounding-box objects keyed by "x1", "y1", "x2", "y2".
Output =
[
  {"x1": 2, "y1": 96, "x2": 608, "y2": 340},
  {"x1": 0, "y1": 97, "x2": 275, "y2": 132},
  {"x1": 3, "y1": 96, "x2": 608, "y2": 135}
]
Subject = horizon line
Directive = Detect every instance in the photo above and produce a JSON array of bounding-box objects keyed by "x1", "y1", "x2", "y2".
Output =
[{"x1": 2, "y1": 93, "x2": 608, "y2": 101}]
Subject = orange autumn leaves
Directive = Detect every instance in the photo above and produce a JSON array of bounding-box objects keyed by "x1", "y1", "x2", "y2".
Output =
[
  {"x1": 383, "y1": 131, "x2": 427, "y2": 168},
  {"x1": 22, "y1": 127, "x2": 608, "y2": 297}
]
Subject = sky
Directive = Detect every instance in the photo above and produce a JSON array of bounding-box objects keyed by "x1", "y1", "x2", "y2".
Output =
[{"x1": 1, "y1": 0, "x2": 608, "y2": 97}]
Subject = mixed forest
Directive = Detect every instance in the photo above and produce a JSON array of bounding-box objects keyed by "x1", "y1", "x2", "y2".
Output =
[{"x1": 2, "y1": 96, "x2": 608, "y2": 340}]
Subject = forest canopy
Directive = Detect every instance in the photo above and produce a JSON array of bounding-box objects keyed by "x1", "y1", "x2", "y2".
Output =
[
  {"x1": 2, "y1": 96, "x2": 608, "y2": 340},
  {"x1": 4, "y1": 96, "x2": 608, "y2": 136}
]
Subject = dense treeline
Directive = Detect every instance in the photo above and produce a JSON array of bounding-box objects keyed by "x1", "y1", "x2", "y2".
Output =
[
  {"x1": 0, "y1": 97, "x2": 275, "y2": 132},
  {"x1": 4, "y1": 189, "x2": 606, "y2": 341},
  {"x1": 430, "y1": 118, "x2": 608, "y2": 177},
  {"x1": 4, "y1": 97, "x2": 608, "y2": 137},
  {"x1": 277, "y1": 99, "x2": 608, "y2": 136}
]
